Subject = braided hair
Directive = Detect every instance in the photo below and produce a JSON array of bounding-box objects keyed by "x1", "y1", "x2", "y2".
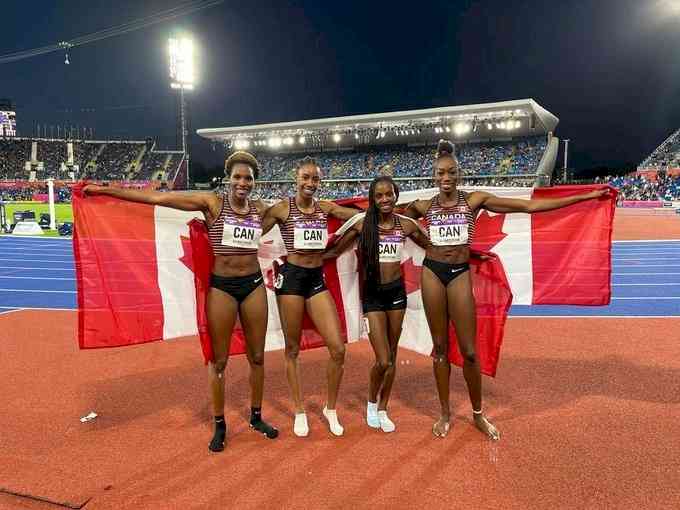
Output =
[{"x1": 359, "y1": 176, "x2": 400, "y2": 288}]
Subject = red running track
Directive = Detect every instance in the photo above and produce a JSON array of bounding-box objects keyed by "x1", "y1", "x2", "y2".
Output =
[{"x1": 1, "y1": 310, "x2": 679, "y2": 510}]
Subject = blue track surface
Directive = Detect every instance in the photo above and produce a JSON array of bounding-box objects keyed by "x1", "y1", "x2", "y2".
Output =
[{"x1": 1, "y1": 236, "x2": 679, "y2": 317}]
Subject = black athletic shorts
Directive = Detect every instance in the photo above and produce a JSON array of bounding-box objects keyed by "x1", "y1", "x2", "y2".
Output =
[
  {"x1": 362, "y1": 278, "x2": 407, "y2": 314},
  {"x1": 274, "y1": 261, "x2": 327, "y2": 299},
  {"x1": 423, "y1": 258, "x2": 469, "y2": 287},
  {"x1": 211, "y1": 271, "x2": 264, "y2": 303}
]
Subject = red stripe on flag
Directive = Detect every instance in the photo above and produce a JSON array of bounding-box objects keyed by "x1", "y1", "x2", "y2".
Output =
[
  {"x1": 446, "y1": 252, "x2": 512, "y2": 377},
  {"x1": 73, "y1": 185, "x2": 164, "y2": 349},
  {"x1": 530, "y1": 185, "x2": 616, "y2": 305}
]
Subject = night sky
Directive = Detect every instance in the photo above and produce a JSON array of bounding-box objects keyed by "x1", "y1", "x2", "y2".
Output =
[{"x1": 2, "y1": 0, "x2": 680, "y2": 174}]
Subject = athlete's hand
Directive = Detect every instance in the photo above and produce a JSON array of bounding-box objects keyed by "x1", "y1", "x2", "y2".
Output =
[
  {"x1": 82, "y1": 184, "x2": 105, "y2": 196},
  {"x1": 583, "y1": 188, "x2": 610, "y2": 200}
]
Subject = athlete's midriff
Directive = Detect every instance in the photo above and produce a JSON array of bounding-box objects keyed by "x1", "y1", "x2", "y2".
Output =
[
  {"x1": 286, "y1": 251, "x2": 325, "y2": 269},
  {"x1": 424, "y1": 244, "x2": 471, "y2": 265},
  {"x1": 212, "y1": 253, "x2": 261, "y2": 277}
]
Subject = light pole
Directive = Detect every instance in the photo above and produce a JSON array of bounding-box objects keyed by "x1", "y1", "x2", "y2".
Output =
[
  {"x1": 562, "y1": 139, "x2": 570, "y2": 183},
  {"x1": 169, "y1": 37, "x2": 195, "y2": 188}
]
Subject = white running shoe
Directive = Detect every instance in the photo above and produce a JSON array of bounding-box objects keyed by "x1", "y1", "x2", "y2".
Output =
[
  {"x1": 378, "y1": 411, "x2": 395, "y2": 433},
  {"x1": 293, "y1": 412, "x2": 309, "y2": 437},
  {"x1": 322, "y1": 406, "x2": 344, "y2": 436},
  {"x1": 366, "y1": 401, "x2": 380, "y2": 428}
]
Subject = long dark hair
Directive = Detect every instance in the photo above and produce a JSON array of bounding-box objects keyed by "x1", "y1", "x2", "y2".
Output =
[{"x1": 359, "y1": 176, "x2": 400, "y2": 287}]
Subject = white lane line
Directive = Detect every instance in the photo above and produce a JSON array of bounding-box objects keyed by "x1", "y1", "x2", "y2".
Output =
[
  {"x1": 0, "y1": 266, "x2": 75, "y2": 270},
  {"x1": 0, "y1": 306, "x2": 75, "y2": 311},
  {"x1": 612, "y1": 266, "x2": 680, "y2": 276},
  {"x1": 509, "y1": 315, "x2": 680, "y2": 318},
  {"x1": 613, "y1": 240, "x2": 680, "y2": 244},
  {"x1": 612, "y1": 283, "x2": 680, "y2": 286},
  {"x1": 611, "y1": 297, "x2": 680, "y2": 300},
  {"x1": 0, "y1": 247, "x2": 73, "y2": 251},
  {"x1": 0, "y1": 258, "x2": 75, "y2": 262},
  {"x1": 0, "y1": 308, "x2": 24, "y2": 315},
  {"x1": 615, "y1": 264, "x2": 680, "y2": 267},
  {"x1": 0, "y1": 276, "x2": 75, "y2": 281},
  {"x1": 613, "y1": 258, "x2": 680, "y2": 261},
  {"x1": 0, "y1": 288, "x2": 76, "y2": 294}
]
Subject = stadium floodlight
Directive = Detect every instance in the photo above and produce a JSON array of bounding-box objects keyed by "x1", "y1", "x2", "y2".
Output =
[
  {"x1": 499, "y1": 122, "x2": 506, "y2": 129},
  {"x1": 268, "y1": 137, "x2": 282, "y2": 148},
  {"x1": 169, "y1": 37, "x2": 195, "y2": 89},
  {"x1": 333, "y1": 133, "x2": 342, "y2": 143},
  {"x1": 354, "y1": 133, "x2": 359, "y2": 140},
  {"x1": 454, "y1": 123, "x2": 471, "y2": 136},
  {"x1": 234, "y1": 139, "x2": 250, "y2": 150},
  {"x1": 283, "y1": 137, "x2": 294, "y2": 146},
  {"x1": 445, "y1": 126, "x2": 451, "y2": 132},
  {"x1": 298, "y1": 136, "x2": 306, "y2": 144},
  {"x1": 487, "y1": 123, "x2": 493, "y2": 130},
  {"x1": 514, "y1": 120, "x2": 521, "y2": 129}
]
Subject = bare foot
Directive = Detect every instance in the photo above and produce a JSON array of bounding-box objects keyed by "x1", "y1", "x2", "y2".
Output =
[
  {"x1": 432, "y1": 415, "x2": 451, "y2": 438},
  {"x1": 474, "y1": 413, "x2": 500, "y2": 441}
]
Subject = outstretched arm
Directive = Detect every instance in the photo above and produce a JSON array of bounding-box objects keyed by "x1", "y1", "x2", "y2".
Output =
[
  {"x1": 399, "y1": 215, "x2": 430, "y2": 250},
  {"x1": 402, "y1": 199, "x2": 427, "y2": 220},
  {"x1": 260, "y1": 199, "x2": 288, "y2": 235},
  {"x1": 323, "y1": 225, "x2": 361, "y2": 260},
  {"x1": 320, "y1": 200, "x2": 362, "y2": 221},
  {"x1": 471, "y1": 188, "x2": 610, "y2": 214},
  {"x1": 83, "y1": 184, "x2": 215, "y2": 212}
]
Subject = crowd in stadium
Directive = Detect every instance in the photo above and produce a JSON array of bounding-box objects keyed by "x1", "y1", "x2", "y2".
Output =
[
  {"x1": 0, "y1": 138, "x2": 181, "y2": 182},
  {"x1": 604, "y1": 173, "x2": 680, "y2": 201},
  {"x1": 4, "y1": 134, "x2": 680, "y2": 202},
  {"x1": 256, "y1": 138, "x2": 546, "y2": 181}
]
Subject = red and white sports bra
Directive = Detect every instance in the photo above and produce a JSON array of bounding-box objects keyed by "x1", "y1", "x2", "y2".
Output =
[{"x1": 207, "y1": 194, "x2": 262, "y2": 256}]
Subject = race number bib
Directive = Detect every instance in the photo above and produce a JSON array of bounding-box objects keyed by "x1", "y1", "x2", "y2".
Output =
[
  {"x1": 378, "y1": 234, "x2": 403, "y2": 263},
  {"x1": 293, "y1": 219, "x2": 328, "y2": 250},
  {"x1": 222, "y1": 217, "x2": 262, "y2": 249},
  {"x1": 428, "y1": 213, "x2": 469, "y2": 246}
]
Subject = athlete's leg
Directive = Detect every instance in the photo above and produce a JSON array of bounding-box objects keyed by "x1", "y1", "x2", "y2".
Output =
[
  {"x1": 446, "y1": 272, "x2": 499, "y2": 440},
  {"x1": 306, "y1": 290, "x2": 346, "y2": 410},
  {"x1": 366, "y1": 311, "x2": 390, "y2": 405},
  {"x1": 276, "y1": 294, "x2": 306, "y2": 414},
  {"x1": 239, "y1": 284, "x2": 278, "y2": 439},
  {"x1": 420, "y1": 266, "x2": 452, "y2": 437},
  {"x1": 206, "y1": 287, "x2": 239, "y2": 451},
  {"x1": 378, "y1": 308, "x2": 406, "y2": 411}
]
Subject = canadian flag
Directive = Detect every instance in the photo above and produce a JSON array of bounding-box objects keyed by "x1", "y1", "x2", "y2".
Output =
[
  {"x1": 73, "y1": 184, "x2": 615, "y2": 377},
  {"x1": 72, "y1": 185, "x2": 362, "y2": 356}
]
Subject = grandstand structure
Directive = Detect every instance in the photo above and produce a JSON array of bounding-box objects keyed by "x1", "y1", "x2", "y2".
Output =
[
  {"x1": 0, "y1": 137, "x2": 187, "y2": 187},
  {"x1": 638, "y1": 127, "x2": 680, "y2": 178},
  {"x1": 197, "y1": 99, "x2": 560, "y2": 199}
]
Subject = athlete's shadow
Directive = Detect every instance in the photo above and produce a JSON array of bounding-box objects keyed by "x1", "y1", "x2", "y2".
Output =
[{"x1": 491, "y1": 354, "x2": 680, "y2": 421}]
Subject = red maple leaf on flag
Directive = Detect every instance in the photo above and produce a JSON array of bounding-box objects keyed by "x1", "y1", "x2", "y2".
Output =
[
  {"x1": 471, "y1": 211, "x2": 508, "y2": 253},
  {"x1": 179, "y1": 234, "x2": 194, "y2": 273}
]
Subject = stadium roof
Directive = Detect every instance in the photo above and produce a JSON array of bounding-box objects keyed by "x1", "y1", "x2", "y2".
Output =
[{"x1": 197, "y1": 99, "x2": 558, "y2": 151}]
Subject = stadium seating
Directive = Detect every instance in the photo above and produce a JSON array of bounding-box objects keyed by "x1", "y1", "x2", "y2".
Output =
[
  {"x1": 607, "y1": 174, "x2": 680, "y2": 200},
  {"x1": 256, "y1": 138, "x2": 546, "y2": 181}
]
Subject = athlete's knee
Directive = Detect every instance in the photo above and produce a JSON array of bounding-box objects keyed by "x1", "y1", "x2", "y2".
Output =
[
  {"x1": 285, "y1": 343, "x2": 300, "y2": 360},
  {"x1": 432, "y1": 340, "x2": 448, "y2": 363},
  {"x1": 375, "y1": 358, "x2": 392, "y2": 374},
  {"x1": 329, "y1": 343, "x2": 346, "y2": 365},
  {"x1": 248, "y1": 350, "x2": 264, "y2": 367},
  {"x1": 212, "y1": 357, "x2": 228, "y2": 375},
  {"x1": 461, "y1": 347, "x2": 477, "y2": 365}
]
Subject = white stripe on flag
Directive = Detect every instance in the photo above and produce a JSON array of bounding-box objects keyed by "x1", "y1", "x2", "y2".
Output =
[{"x1": 154, "y1": 206, "x2": 203, "y2": 340}]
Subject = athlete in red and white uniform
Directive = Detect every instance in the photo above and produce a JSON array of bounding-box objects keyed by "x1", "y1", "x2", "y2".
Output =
[
  {"x1": 261, "y1": 156, "x2": 360, "y2": 437},
  {"x1": 326, "y1": 176, "x2": 429, "y2": 432},
  {"x1": 84, "y1": 151, "x2": 278, "y2": 452},
  {"x1": 405, "y1": 140, "x2": 608, "y2": 439}
]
